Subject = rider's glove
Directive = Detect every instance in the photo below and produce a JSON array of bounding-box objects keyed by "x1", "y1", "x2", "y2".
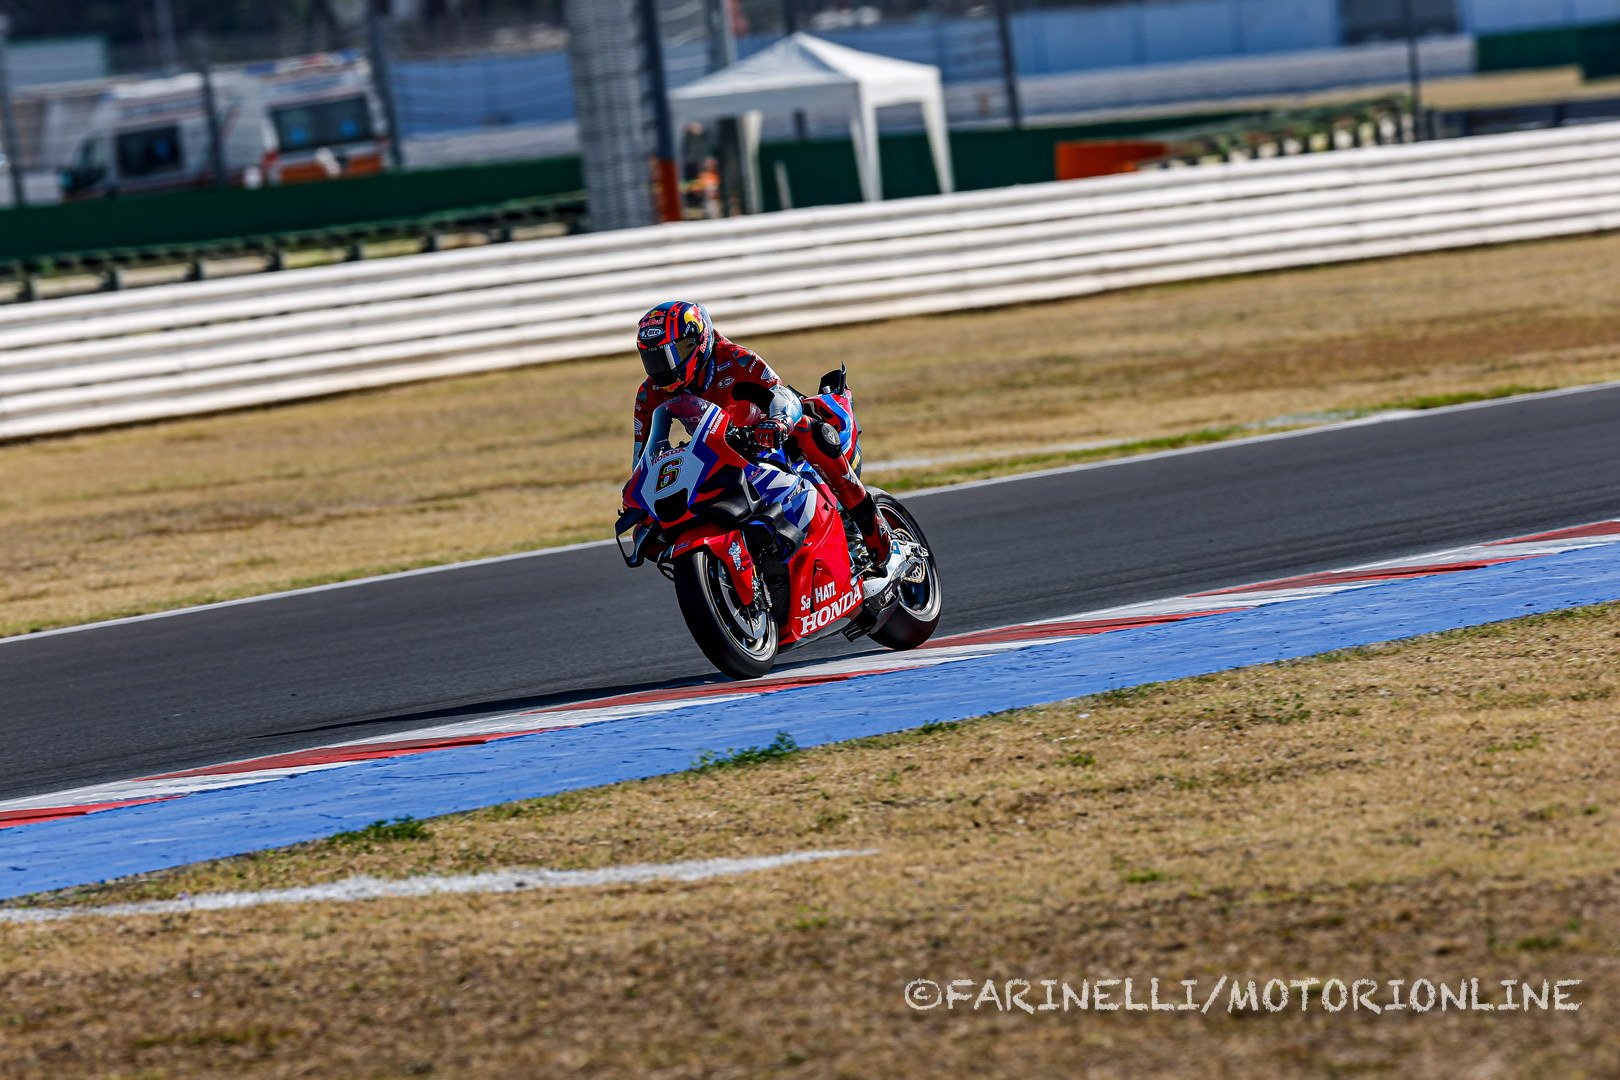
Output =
[{"x1": 751, "y1": 417, "x2": 789, "y2": 452}]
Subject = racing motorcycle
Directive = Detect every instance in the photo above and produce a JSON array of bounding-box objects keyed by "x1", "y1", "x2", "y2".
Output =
[{"x1": 615, "y1": 368, "x2": 941, "y2": 679}]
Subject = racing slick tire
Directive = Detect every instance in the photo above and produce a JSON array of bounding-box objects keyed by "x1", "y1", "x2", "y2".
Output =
[
  {"x1": 868, "y1": 490, "x2": 942, "y2": 651},
  {"x1": 673, "y1": 547, "x2": 779, "y2": 679}
]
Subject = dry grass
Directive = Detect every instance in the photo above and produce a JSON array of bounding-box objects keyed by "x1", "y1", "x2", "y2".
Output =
[
  {"x1": 4, "y1": 604, "x2": 1618, "y2": 1078},
  {"x1": 1418, "y1": 66, "x2": 1620, "y2": 110},
  {"x1": 7, "y1": 231, "x2": 1620, "y2": 635}
]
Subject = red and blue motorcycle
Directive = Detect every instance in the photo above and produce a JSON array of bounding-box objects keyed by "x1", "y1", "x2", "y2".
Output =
[{"x1": 616, "y1": 369, "x2": 941, "y2": 679}]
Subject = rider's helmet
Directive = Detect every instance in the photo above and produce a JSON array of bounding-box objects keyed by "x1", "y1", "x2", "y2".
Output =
[{"x1": 636, "y1": 301, "x2": 715, "y2": 393}]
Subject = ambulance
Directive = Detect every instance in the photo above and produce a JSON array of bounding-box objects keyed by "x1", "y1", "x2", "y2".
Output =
[
  {"x1": 248, "y1": 51, "x2": 388, "y2": 185},
  {"x1": 59, "y1": 51, "x2": 387, "y2": 201}
]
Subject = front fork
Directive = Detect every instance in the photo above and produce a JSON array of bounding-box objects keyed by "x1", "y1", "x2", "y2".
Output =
[{"x1": 668, "y1": 527, "x2": 759, "y2": 606}]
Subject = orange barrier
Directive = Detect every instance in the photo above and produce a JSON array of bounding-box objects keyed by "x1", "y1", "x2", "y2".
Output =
[
  {"x1": 277, "y1": 152, "x2": 387, "y2": 185},
  {"x1": 652, "y1": 158, "x2": 685, "y2": 224},
  {"x1": 1054, "y1": 140, "x2": 1168, "y2": 181}
]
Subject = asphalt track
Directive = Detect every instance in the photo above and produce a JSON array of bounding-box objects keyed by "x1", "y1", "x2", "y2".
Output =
[{"x1": 3, "y1": 385, "x2": 1617, "y2": 803}]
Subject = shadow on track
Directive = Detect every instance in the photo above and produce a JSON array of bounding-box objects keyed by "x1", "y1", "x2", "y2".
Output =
[{"x1": 254, "y1": 643, "x2": 893, "y2": 740}]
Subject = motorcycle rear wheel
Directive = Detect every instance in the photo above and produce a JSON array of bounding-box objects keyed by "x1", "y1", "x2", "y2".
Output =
[
  {"x1": 674, "y1": 547, "x2": 779, "y2": 679},
  {"x1": 868, "y1": 491, "x2": 942, "y2": 650}
]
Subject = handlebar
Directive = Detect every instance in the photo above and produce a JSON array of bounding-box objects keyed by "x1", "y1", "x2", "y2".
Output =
[{"x1": 726, "y1": 422, "x2": 785, "y2": 460}]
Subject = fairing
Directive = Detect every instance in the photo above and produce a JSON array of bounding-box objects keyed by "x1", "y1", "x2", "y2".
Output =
[{"x1": 620, "y1": 394, "x2": 864, "y2": 648}]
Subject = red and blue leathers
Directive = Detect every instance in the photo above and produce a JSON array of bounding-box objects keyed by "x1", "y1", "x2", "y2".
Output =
[
  {"x1": 633, "y1": 334, "x2": 792, "y2": 453},
  {"x1": 631, "y1": 333, "x2": 887, "y2": 563}
]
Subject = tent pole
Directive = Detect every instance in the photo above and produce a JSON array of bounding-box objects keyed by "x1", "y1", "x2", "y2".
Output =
[
  {"x1": 922, "y1": 86, "x2": 955, "y2": 195},
  {"x1": 741, "y1": 109, "x2": 763, "y2": 214},
  {"x1": 637, "y1": 0, "x2": 685, "y2": 222},
  {"x1": 850, "y1": 89, "x2": 881, "y2": 202}
]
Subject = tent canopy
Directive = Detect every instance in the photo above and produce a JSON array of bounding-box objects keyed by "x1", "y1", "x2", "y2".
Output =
[{"x1": 669, "y1": 33, "x2": 954, "y2": 205}]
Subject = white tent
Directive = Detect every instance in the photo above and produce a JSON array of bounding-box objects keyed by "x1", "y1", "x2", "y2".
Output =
[{"x1": 668, "y1": 33, "x2": 954, "y2": 208}]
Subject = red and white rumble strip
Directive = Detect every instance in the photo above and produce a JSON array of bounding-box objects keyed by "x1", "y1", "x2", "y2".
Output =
[{"x1": 6, "y1": 519, "x2": 1618, "y2": 830}]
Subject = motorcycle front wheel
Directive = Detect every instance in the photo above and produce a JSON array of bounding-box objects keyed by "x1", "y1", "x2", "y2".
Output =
[{"x1": 673, "y1": 547, "x2": 779, "y2": 679}]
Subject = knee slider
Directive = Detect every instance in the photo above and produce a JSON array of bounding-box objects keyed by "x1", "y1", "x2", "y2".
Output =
[{"x1": 811, "y1": 421, "x2": 843, "y2": 459}]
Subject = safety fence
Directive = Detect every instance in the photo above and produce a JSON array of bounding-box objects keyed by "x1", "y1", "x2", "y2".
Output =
[
  {"x1": 2, "y1": 121, "x2": 1620, "y2": 441},
  {"x1": 0, "y1": 158, "x2": 585, "y2": 264}
]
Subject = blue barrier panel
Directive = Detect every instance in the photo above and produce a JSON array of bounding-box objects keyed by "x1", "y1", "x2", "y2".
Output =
[{"x1": 392, "y1": 51, "x2": 575, "y2": 135}]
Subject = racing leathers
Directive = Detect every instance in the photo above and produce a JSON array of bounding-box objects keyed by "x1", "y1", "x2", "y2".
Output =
[{"x1": 631, "y1": 333, "x2": 891, "y2": 567}]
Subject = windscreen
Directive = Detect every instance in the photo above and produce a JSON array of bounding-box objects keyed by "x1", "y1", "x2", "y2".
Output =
[
  {"x1": 66, "y1": 138, "x2": 109, "y2": 191},
  {"x1": 116, "y1": 126, "x2": 183, "y2": 178},
  {"x1": 643, "y1": 396, "x2": 711, "y2": 459},
  {"x1": 75, "y1": 137, "x2": 108, "y2": 172},
  {"x1": 272, "y1": 96, "x2": 374, "y2": 152}
]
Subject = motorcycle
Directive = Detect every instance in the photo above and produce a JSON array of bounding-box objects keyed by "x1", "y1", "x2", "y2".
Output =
[{"x1": 615, "y1": 368, "x2": 942, "y2": 679}]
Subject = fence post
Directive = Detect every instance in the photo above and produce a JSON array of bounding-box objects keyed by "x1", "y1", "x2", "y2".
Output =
[
  {"x1": 0, "y1": 17, "x2": 27, "y2": 209},
  {"x1": 785, "y1": 0, "x2": 807, "y2": 140},
  {"x1": 154, "y1": 0, "x2": 182, "y2": 75},
  {"x1": 637, "y1": 0, "x2": 684, "y2": 223},
  {"x1": 1402, "y1": 0, "x2": 1424, "y2": 140},
  {"x1": 706, "y1": 0, "x2": 737, "y2": 71},
  {"x1": 567, "y1": 0, "x2": 657, "y2": 230},
  {"x1": 367, "y1": 8, "x2": 406, "y2": 171},
  {"x1": 993, "y1": 0, "x2": 1023, "y2": 130},
  {"x1": 193, "y1": 33, "x2": 229, "y2": 188}
]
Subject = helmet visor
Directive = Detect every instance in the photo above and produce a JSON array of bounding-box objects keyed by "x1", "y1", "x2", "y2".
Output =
[{"x1": 640, "y1": 335, "x2": 700, "y2": 387}]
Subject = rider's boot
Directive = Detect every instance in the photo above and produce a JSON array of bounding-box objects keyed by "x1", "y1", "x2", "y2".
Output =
[
  {"x1": 850, "y1": 493, "x2": 892, "y2": 571},
  {"x1": 799, "y1": 419, "x2": 892, "y2": 571}
]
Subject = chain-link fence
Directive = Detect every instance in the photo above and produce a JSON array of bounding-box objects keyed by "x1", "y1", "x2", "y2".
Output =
[
  {"x1": 362, "y1": 0, "x2": 1476, "y2": 156},
  {"x1": 3, "y1": 2, "x2": 1482, "y2": 175},
  {"x1": 0, "y1": 0, "x2": 1525, "y2": 225}
]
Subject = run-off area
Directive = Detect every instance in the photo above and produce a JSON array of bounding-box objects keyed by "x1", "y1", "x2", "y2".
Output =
[
  {"x1": 3, "y1": 545, "x2": 1619, "y2": 1077},
  {"x1": 5, "y1": 227, "x2": 1620, "y2": 1078}
]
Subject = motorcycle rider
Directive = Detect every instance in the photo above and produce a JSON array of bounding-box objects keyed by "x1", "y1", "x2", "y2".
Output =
[{"x1": 631, "y1": 300, "x2": 892, "y2": 567}]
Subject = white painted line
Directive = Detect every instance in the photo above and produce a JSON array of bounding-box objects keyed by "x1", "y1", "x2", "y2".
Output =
[
  {"x1": 6, "y1": 377, "x2": 1618, "y2": 647},
  {"x1": 0, "y1": 849, "x2": 879, "y2": 922}
]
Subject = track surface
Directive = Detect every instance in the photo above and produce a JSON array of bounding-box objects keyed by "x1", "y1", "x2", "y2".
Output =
[{"x1": 3, "y1": 386, "x2": 1617, "y2": 802}]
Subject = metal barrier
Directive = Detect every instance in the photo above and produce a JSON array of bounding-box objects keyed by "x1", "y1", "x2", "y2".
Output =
[
  {"x1": 5, "y1": 191, "x2": 587, "y2": 300},
  {"x1": 3, "y1": 122, "x2": 1620, "y2": 440}
]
